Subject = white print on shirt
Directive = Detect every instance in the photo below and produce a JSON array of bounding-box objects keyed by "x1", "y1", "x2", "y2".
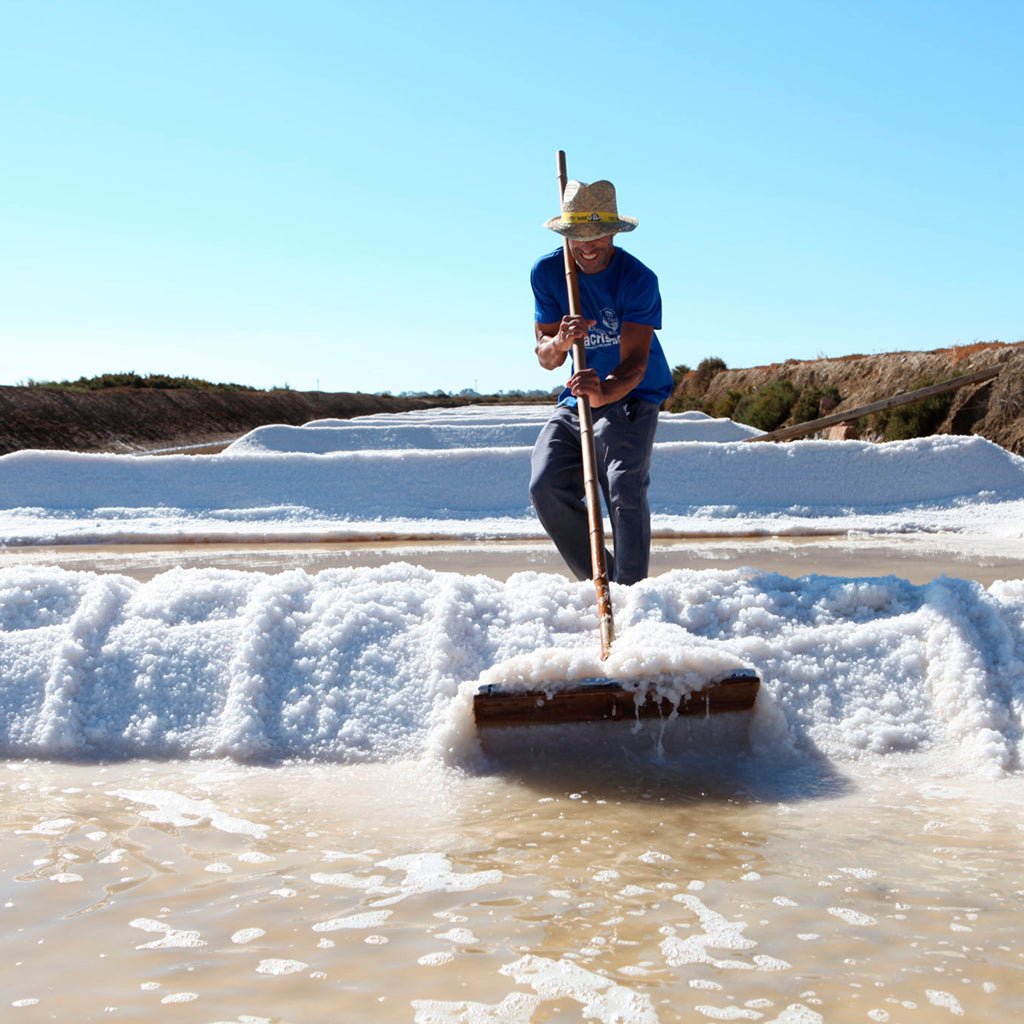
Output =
[
  {"x1": 586, "y1": 329, "x2": 619, "y2": 349},
  {"x1": 585, "y1": 308, "x2": 621, "y2": 349}
]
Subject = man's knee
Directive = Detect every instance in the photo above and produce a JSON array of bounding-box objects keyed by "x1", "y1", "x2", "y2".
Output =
[
  {"x1": 529, "y1": 462, "x2": 575, "y2": 520},
  {"x1": 529, "y1": 454, "x2": 557, "y2": 500},
  {"x1": 528, "y1": 470, "x2": 549, "y2": 509},
  {"x1": 606, "y1": 468, "x2": 649, "y2": 513},
  {"x1": 530, "y1": 443, "x2": 581, "y2": 506}
]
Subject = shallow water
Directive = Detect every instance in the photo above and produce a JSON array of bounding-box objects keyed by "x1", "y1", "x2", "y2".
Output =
[
  {"x1": 2, "y1": 747, "x2": 1022, "y2": 1023},
  {"x1": 4, "y1": 537, "x2": 1024, "y2": 1021},
  {"x1": 5, "y1": 532, "x2": 1024, "y2": 586}
]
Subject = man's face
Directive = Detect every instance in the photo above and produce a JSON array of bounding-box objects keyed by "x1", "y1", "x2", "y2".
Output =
[{"x1": 568, "y1": 233, "x2": 615, "y2": 274}]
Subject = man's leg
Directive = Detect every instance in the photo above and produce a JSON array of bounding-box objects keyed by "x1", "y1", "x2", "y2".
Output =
[
  {"x1": 594, "y1": 399, "x2": 660, "y2": 585},
  {"x1": 529, "y1": 405, "x2": 610, "y2": 581}
]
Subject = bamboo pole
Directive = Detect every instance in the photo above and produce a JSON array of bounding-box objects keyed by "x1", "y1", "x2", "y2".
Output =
[{"x1": 556, "y1": 150, "x2": 615, "y2": 658}]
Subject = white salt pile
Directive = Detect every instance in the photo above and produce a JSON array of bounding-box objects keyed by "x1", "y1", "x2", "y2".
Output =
[{"x1": 1, "y1": 405, "x2": 1023, "y2": 542}]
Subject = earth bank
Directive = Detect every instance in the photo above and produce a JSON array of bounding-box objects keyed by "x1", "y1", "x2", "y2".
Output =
[
  {"x1": 671, "y1": 340, "x2": 1024, "y2": 453},
  {"x1": 4, "y1": 340, "x2": 1024, "y2": 456},
  {"x1": 0, "y1": 387, "x2": 473, "y2": 456}
]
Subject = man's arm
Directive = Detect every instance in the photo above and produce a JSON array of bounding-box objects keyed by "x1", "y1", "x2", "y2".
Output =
[
  {"x1": 567, "y1": 322, "x2": 654, "y2": 407},
  {"x1": 534, "y1": 316, "x2": 596, "y2": 371}
]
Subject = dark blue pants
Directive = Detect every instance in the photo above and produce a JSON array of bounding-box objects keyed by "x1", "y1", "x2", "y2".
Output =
[{"x1": 529, "y1": 399, "x2": 660, "y2": 585}]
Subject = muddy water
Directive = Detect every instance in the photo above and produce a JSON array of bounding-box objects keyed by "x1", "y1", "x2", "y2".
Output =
[{"x1": 2, "y1": 751, "x2": 1022, "y2": 1023}]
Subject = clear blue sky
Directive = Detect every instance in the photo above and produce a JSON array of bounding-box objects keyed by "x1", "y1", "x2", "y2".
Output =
[{"x1": 2, "y1": 0, "x2": 1020, "y2": 395}]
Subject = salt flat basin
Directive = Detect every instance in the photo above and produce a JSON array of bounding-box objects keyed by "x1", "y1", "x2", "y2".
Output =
[{"x1": 3, "y1": 531, "x2": 1023, "y2": 585}]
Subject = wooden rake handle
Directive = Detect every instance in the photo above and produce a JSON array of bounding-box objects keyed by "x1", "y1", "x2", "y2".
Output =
[{"x1": 555, "y1": 150, "x2": 615, "y2": 658}]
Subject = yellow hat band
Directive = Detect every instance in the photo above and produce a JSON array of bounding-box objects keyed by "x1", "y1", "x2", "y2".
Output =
[{"x1": 560, "y1": 211, "x2": 620, "y2": 224}]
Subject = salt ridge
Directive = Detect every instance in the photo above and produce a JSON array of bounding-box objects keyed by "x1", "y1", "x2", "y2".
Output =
[
  {"x1": 2, "y1": 406, "x2": 1023, "y2": 542},
  {"x1": 2, "y1": 563, "x2": 1023, "y2": 774}
]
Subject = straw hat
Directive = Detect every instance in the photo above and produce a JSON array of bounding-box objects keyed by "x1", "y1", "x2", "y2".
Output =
[{"x1": 544, "y1": 179, "x2": 638, "y2": 239}]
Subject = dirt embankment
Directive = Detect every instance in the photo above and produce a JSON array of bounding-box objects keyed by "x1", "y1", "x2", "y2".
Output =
[
  {"x1": 672, "y1": 341, "x2": 1024, "y2": 454},
  {"x1": 4, "y1": 342, "x2": 1024, "y2": 457},
  {"x1": 0, "y1": 387, "x2": 469, "y2": 456}
]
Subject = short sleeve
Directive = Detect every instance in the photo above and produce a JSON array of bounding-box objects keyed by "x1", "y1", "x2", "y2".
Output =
[{"x1": 620, "y1": 264, "x2": 662, "y2": 330}]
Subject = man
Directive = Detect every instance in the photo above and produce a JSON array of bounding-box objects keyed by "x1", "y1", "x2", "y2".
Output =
[{"x1": 529, "y1": 178, "x2": 673, "y2": 586}]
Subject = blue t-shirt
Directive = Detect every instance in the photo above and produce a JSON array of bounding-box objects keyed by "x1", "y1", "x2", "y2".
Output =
[{"x1": 531, "y1": 246, "x2": 674, "y2": 406}]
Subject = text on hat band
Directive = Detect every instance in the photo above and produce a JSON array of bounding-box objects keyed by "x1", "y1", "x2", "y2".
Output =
[{"x1": 560, "y1": 211, "x2": 620, "y2": 224}]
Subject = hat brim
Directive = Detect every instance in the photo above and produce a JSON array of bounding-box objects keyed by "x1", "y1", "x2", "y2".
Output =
[{"x1": 543, "y1": 215, "x2": 638, "y2": 240}]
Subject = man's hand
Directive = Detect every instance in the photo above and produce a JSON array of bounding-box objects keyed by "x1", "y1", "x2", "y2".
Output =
[
  {"x1": 567, "y1": 367, "x2": 608, "y2": 406},
  {"x1": 555, "y1": 315, "x2": 596, "y2": 353},
  {"x1": 535, "y1": 316, "x2": 595, "y2": 370},
  {"x1": 566, "y1": 323, "x2": 656, "y2": 407}
]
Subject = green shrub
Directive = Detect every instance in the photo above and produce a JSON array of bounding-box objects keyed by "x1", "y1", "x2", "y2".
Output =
[
  {"x1": 693, "y1": 356, "x2": 727, "y2": 393},
  {"x1": 731, "y1": 380, "x2": 799, "y2": 432},
  {"x1": 868, "y1": 379, "x2": 954, "y2": 440},
  {"x1": 710, "y1": 389, "x2": 742, "y2": 420},
  {"x1": 790, "y1": 385, "x2": 841, "y2": 424},
  {"x1": 30, "y1": 372, "x2": 255, "y2": 392},
  {"x1": 665, "y1": 393, "x2": 705, "y2": 413},
  {"x1": 670, "y1": 363, "x2": 692, "y2": 387}
]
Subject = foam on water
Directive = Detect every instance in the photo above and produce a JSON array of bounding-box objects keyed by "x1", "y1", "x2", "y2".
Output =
[
  {"x1": 3, "y1": 753, "x2": 1022, "y2": 1021},
  {"x1": 2, "y1": 562, "x2": 1024, "y2": 775}
]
